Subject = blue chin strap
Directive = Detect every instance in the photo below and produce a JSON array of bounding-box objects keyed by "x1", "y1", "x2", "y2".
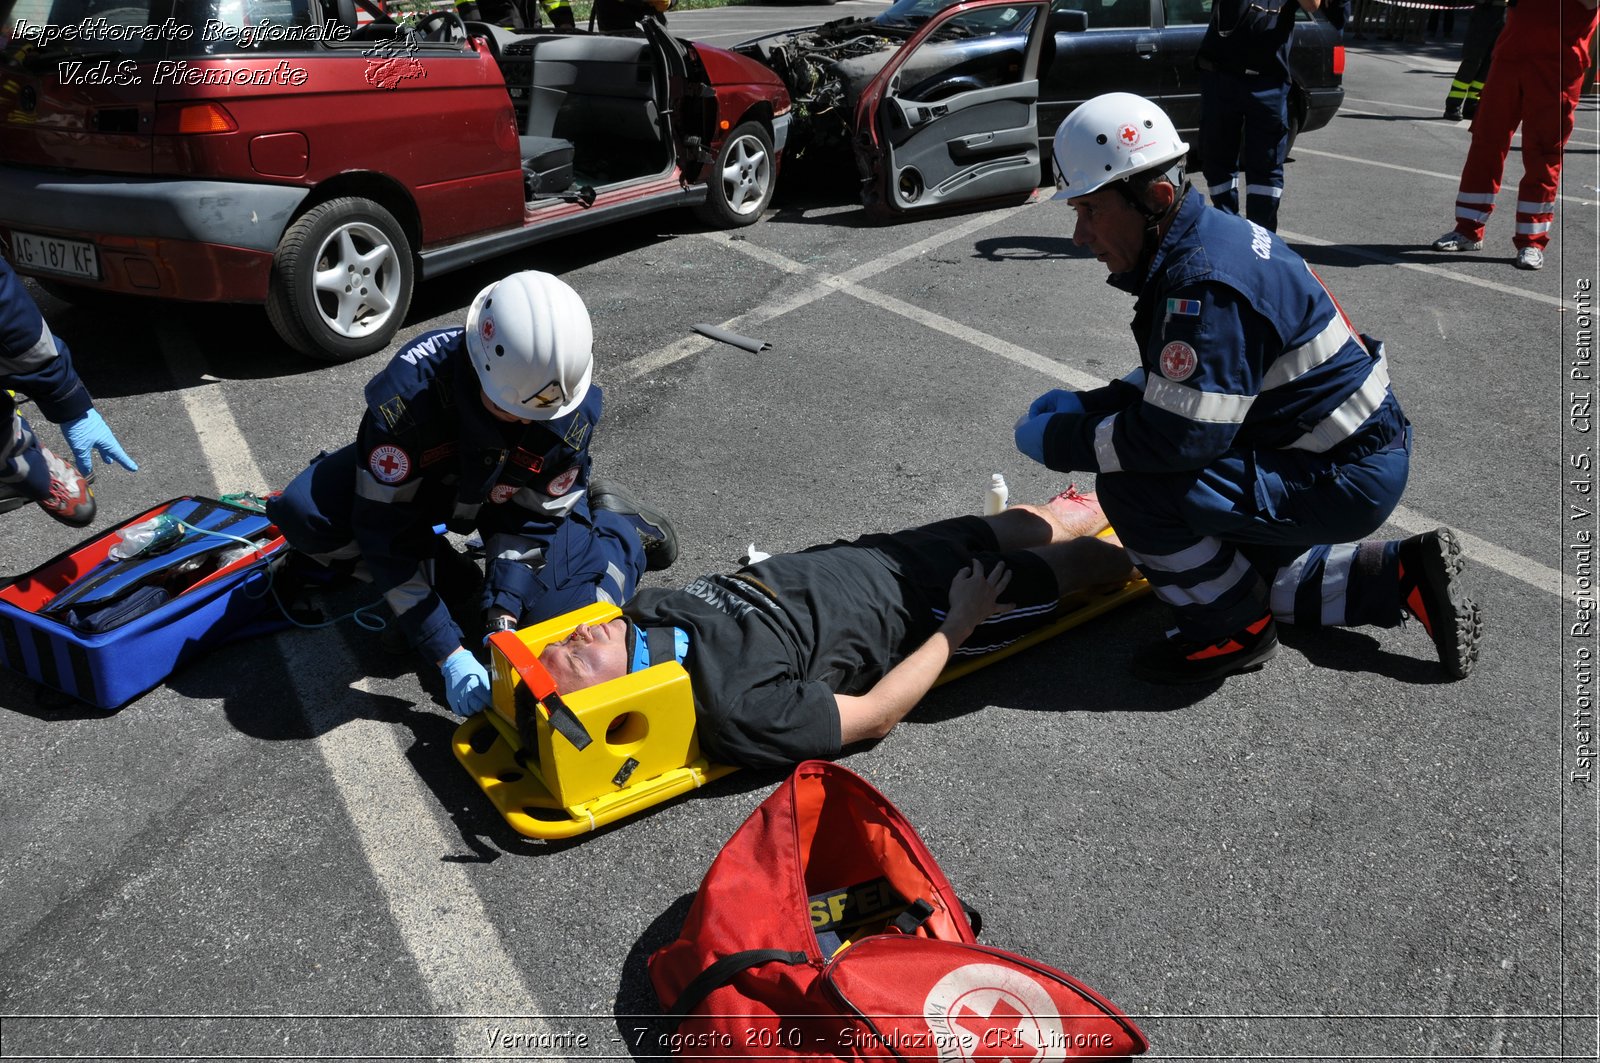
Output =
[{"x1": 629, "y1": 620, "x2": 689, "y2": 673}]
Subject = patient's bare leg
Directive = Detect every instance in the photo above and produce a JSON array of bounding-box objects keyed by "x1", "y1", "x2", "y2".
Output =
[
  {"x1": 986, "y1": 487, "x2": 1111, "y2": 551},
  {"x1": 1033, "y1": 534, "x2": 1134, "y2": 596}
]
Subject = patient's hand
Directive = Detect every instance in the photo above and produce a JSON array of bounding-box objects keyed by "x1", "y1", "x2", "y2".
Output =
[{"x1": 942, "y1": 560, "x2": 1013, "y2": 644}]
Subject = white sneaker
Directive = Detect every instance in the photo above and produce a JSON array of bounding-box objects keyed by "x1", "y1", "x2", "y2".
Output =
[
  {"x1": 1515, "y1": 246, "x2": 1545, "y2": 271},
  {"x1": 1432, "y1": 230, "x2": 1483, "y2": 252}
]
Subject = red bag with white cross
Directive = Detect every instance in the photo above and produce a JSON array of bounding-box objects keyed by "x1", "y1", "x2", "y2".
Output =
[{"x1": 648, "y1": 760, "x2": 1148, "y2": 1060}]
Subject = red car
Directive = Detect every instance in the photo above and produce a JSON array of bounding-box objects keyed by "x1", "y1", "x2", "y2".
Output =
[{"x1": 0, "y1": 0, "x2": 790, "y2": 360}]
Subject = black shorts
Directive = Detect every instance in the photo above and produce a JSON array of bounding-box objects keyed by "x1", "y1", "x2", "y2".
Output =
[{"x1": 857, "y1": 516, "x2": 1065, "y2": 653}]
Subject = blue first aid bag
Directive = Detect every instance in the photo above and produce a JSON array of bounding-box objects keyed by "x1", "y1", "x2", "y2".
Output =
[{"x1": 0, "y1": 497, "x2": 287, "y2": 710}]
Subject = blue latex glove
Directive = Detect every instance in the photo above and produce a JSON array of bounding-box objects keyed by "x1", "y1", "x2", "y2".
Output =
[
  {"x1": 62, "y1": 409, "x2": 138, "y2": 476},
  {"x1": 440, "y1": 648, "x2": 492, "y2": 718},
  {"x1": 1015, "y1": 411, "x2": 1052, "y2": 464},
  {"x1": 1028, "y1": 389, "x2": 1085, "y2": 419}
]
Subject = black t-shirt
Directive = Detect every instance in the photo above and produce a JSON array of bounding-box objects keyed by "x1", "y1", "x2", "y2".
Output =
[
  {"x1": 624, "y1": 516, "x2": 1065, "y2": 771},
  {"x1": 625, "y1": 539, "x2": 923, "y2": 770}
]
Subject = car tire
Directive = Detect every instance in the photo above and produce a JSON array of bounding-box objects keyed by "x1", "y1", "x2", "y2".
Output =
[
  {"x1": 266, "y1": 196, "x2": 414, "y2": 362},
  {"x1": 692, "y1": 121, "x2": 776, "y2": 229}
]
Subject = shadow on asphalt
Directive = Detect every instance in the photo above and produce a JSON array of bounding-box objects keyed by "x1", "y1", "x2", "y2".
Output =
[
  {"x1": 1338, "y1": 111, "x2": 1458, "y2": 124},
  {"x1": 766, "y1": 154, "x2": 875, "y2": 225},
  {"x1": 1345, "y1": 36, "x2": 1472, "y2": 61},
  {"x1": 0, "y1": 680, "x2": 116, "y2": 719},
  {"x1": 432, "y1": 755, "x2": 782, "y2": 862},
  {"x1": 907, "y1": 599, "x2": 1226, "y2": 723},
  {"x1": 1281, "y1": 624, "x2": 1459, "y2": 685},
  {"x1": 30, "y1": 220, "x2": 695, "y2": 397},
  {"x1": 906, "y1": 592, "x2": 1462, "y2": 723},
  {"x1": 1292, "y1": 241, "x2": 1534, "y2": 271},
  {"x1": 613, "y1": 891, "x2": 698, "y2": 1061},
  {"x1": 972, "y1": 234, "x2": 1090, "y2": 261}
]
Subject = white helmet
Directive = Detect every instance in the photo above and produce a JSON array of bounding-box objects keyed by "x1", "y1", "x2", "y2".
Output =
[
  {"x1": 466, "y1": 271, "x2": 593, "y2": 421},
  {"x1": 1051, "y1": 92, "x2": 1188, "y2": 201}
]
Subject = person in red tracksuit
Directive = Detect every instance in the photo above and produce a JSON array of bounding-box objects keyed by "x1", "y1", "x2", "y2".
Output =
[{"x1": 1432, "y1": 0, "x2": 1600, "y2": 270}]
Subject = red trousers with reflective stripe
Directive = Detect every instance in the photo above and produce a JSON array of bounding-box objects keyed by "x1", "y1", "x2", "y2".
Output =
[{"x1": 1452, "y1": 52, "x2": 1585, "y2": 250}]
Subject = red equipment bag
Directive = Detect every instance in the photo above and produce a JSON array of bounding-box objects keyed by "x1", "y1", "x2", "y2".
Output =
[{"x1": 649, "y1": 760, "x2": 1148, "y2": 1060}]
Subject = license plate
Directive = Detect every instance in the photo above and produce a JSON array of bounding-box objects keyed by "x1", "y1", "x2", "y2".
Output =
[{"x1": 10, "y1": 230, "x2": 100, "y2": 281}]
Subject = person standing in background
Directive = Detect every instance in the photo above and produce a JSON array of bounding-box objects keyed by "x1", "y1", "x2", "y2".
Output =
[
  {"x1": 1443, "y1": 0, "x2": 1508, "y2": 120},
  {"x1": 1431, "y1": 0, "x2": 1600, "y2": 270},
  {"x1": 1195, "y1": 0, "x2": 1335, "y2": 232}
]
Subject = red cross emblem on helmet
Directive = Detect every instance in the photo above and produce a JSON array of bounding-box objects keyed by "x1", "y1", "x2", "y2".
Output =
[
  {"x1": 1119, "y1": 124, "x2": 1138, "y2": 145},
  {"x1": 481, "y1": 318, "x2": 495, "y2": 342}
]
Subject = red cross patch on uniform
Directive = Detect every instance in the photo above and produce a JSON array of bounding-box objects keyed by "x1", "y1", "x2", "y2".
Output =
[
  {"x1": 367, "y1": 444, "x2": 412, "y2": 484},
  {"x1": 1159, "y1": 341, "x2": 1197, "y2": 382},
  {"x1": 547, "y1": 466, "x2": 580, "y2": 496},
  {"x1": 490, "y1": 483, "x2": 518, "y2": 505}
]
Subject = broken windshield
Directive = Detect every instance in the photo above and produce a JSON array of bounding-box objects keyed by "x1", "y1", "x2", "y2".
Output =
[{"x1": 876, "y1": 0, "x2": 1037, "y2": 36}]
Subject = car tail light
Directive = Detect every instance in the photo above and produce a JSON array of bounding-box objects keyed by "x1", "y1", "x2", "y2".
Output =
[
  {"x1": 154, "y1": 102, "x2": 238, "y2": 135},
  {"x1": 1333, "y1": 44, "x2": 1344, "y2": 76}
]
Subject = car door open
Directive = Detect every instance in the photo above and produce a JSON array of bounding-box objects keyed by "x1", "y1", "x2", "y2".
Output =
[{"x1": 853, "y1": 0, "x2": 1048, "y2": 217}]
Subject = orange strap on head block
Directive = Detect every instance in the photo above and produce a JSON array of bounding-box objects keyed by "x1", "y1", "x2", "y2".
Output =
[{"x1": 487, "y1": 630, "x2": 594, "y2": 751}]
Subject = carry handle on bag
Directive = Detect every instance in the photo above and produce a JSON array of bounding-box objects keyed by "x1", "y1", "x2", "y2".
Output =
[{"x1": 648, "y1": 760, "x2": 1148, "y2": 1060}]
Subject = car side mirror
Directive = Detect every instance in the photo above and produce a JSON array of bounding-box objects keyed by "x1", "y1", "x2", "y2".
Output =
[{"x1": 1048, "y1": 9, "x2": 1088, "y2": 32}]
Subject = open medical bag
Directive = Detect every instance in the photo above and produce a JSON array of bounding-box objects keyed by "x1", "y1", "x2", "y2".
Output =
[
  {"x1": 0, "y1": 496, "x2": 286, "y2": 709},
  {"x1": 649, "y1": 760, "x2": 1148, "y2": 1060}
]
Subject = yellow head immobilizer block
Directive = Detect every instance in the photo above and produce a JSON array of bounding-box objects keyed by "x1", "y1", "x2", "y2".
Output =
[{"x1": 452, "y1": 602, "x2": 732, "y2": 838}]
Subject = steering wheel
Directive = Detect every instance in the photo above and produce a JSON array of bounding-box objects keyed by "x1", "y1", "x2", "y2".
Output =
[{"x1": 414, "y1": 8, "x2": 470, "y2": 42}]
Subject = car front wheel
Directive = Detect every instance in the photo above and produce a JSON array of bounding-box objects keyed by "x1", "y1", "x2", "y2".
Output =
[
  {"x1": 267, "y1": 196, "x2": 414, "y2": 362},
  {"x1": 693, "y1": 121, "x2": 775, "y2": 229}
]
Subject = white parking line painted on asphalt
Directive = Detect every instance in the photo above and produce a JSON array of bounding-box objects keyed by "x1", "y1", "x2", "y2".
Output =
[
  {"x1": 1279, "y1": 229, "x2": 1572, "y2": 308},
  {"x1": 839, "y1": 282, "x2": 1106, "y2": 391},
  {"x1": 1336, "y1": 96, "x2": 1600, "y2": 150},
  {"x1": 176, "y1": 386, "x2": 271, "y2": 496},
  {"x1": 691, "y1": 218, "x2": 1562, "y2": 599},
  {"x1": 1381, "y1": 505, "x2": 1561, "y2": 596},
  {"x1": 303, "y1": 675, "x2": 562, "y2": 1032},
  {"x1": 615, "y1": 199, "x2": 1049, "y2": 380},
  {"x1": 159, "y1": 322, "x2": 553, "y2": 1058},
  {"x1": 1299, "y1": 140, "x2": 1600, "y2": 190},
  {"x1": 709, "y1": 235, "x2": 814, "y2": 275},
  {"x1": 1343, "y1": 96, "x2": 1455, "y2": 112}
]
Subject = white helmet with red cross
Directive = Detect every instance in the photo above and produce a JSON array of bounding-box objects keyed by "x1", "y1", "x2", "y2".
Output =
[
  {"x1": 466, "y1": 270, "x2": 593, "y2": 421},
  {"x1": 1051, "y1": 93, "x2": 1189, "y2": 201}
]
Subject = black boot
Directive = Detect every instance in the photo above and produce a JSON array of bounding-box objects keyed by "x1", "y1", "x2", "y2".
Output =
[
  {"x1": 589, "y1": 479, "x2": 679, "y2": 572},
  {"x1": 1130, "y1": 613, "x2": 1279, "y2": 685},
  {"x1": 1395, "y1": 528, "x2": 1483, "y2": 679}
]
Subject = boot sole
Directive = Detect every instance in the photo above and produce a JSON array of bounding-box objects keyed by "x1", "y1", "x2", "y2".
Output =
[
  {"x1": 41, "y1": 501, "x2": 96, "y2": 527},
  {"x1": 589, "y1": 480, "x2": 678, "y2": 572},
  {"x1": 1417, "y1": 528, "x2": 1483, "y2": 680}
]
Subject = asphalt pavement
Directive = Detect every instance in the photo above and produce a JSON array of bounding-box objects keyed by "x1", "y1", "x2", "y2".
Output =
[{"x1": 1, "y1": 8, "x2": 1596, "y2": 1061}]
